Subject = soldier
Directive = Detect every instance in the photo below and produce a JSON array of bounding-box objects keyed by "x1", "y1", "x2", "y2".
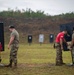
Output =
[
  {"x1": 55, "y1": 29, "x2": 67, "y2": 65},
  {"x1": 70, "y1": 27, "x2": 74, "y2": 66},
  {"x1": 5, "y1": 25, "x2": 19, "y2": 67}
]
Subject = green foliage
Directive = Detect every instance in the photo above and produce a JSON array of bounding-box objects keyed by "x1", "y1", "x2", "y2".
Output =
[
  {"x1": 63, "y1": 12, "x2": 74, "y2": 19},
  {"x1": 0, "y1": 8, "x2": 74, "y2": 19},
  {"x1": 56, "y1": 12, "x2": 74, "y2": 19},
  {"x1": 0, "y1": 8, "x2": 48, "y2": 18}
]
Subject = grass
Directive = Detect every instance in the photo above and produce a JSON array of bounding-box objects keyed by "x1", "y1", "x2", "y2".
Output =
[{"x1": 0, "y1": 43, "x2": 74, "y2": 75}]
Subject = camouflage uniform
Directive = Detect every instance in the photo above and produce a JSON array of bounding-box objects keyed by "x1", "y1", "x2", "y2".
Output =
[
  {"x1": 55, "y1": 43, "x2": 63, "y2": 65},
  {"x1": 10, "y1": 29, "x2": 19, "y2": 66},
  {"x1": 71, "y1": 32, "x2": 74, "y2": 64},
  {"x1": 55, "y1": 32, "x2": 65, "y2": 65}
]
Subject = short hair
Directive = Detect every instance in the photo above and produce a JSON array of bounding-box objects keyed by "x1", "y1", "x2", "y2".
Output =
[{"x1": 9, "y1": 25, "x2": 15, "y2": 28}]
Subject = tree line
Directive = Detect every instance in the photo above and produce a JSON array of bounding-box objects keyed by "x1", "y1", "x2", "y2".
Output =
[{"x1": 0, "y1": 8, "x2": 74, "y2": 19}]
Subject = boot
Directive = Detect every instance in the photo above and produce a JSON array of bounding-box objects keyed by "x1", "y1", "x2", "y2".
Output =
[
  {"x1": 0, "y1": 58, "x2": 2, "y2": 63},
  {"x1": 14, "y1": 63, "x2": 17, "y2": 68},
  {"x1": 5, "y1": 60, "x2": 12, "y2": 67}
]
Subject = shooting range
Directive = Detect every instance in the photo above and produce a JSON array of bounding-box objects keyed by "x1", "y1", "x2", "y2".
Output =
[{"x1": 0, "y1": 0, "x2": 74, "y2": 74}]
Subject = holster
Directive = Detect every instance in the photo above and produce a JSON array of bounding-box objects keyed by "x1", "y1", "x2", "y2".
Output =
[{"x1": 54, "y1": 42, "x2": 60, "y2": 48}]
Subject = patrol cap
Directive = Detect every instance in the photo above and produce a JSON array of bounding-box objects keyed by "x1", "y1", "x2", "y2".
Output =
[{"x1": 9, "y1": 25, "x2": 15, "y2": 28}]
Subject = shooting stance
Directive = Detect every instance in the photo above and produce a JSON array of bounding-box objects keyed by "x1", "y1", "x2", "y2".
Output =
[
  {"x1": 55, "y1": 29, "x2": 67, "y2": 65},
  {"x1": 5, "y1": 25, "x2": 19, "y2": 67}
]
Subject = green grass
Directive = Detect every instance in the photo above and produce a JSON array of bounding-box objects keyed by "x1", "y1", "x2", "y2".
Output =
[{"x1": 0, "y1": 44, "x2": 74, "y2": 75}]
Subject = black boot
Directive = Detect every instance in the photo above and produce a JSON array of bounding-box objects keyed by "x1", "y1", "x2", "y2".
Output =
[
  {"x1": 5, "y1": 60, "x2": 12, "y2": 67},
  {"x1": 0, "y1": 58, "x2": 2, "y2": 63},
  {"x1": 14, "y1": 63, "x2": 17, "y2": 68}
]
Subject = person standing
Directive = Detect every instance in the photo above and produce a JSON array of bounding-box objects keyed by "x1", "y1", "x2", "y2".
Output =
[
  {"x1": 55, "y1": 29, "x2": 67, "y2": 65},
  {"x1": 70, "y1": 27, "x2": 74, "y2": 66},
  {"x1": 6, "y1": 25, "x2": 19, "y2": 67}
]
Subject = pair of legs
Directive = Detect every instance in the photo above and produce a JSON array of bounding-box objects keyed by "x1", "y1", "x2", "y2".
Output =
[
  {"x1": 7, "y1": 46, "x2": 18, "y2": 67},
  {"x1": 56, "y1": 43, "x2": 63, "y2": 65},
  {"x1": 71, "y1": 47, "x2": 74, "y2": 65}
]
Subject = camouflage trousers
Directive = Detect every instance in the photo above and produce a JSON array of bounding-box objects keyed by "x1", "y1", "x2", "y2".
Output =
[
  {"x1": 55, "y1": 43, "x2": 63, "y2": 65},
  {"x1": 10, "y1": 44, "x2": 18, "y2": 64},
  {"x1": 71, "y1": 47, "x2": 74, "y2": 64}
]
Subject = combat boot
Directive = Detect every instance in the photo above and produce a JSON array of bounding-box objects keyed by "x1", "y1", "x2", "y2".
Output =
[
  {"x1": 5, "y1": 60, "x2": 12, "y2": 67},
  {"x1": 14, "y1": 63, "x2": 17, "y2": 68},
  {"x1": 0, "y1": 58, "x2": 2, "y2": 63}
]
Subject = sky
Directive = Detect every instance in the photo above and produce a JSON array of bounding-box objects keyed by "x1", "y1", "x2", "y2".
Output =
[{"x1": 0, "y1": 0, "x2": 74, "y2": 15}]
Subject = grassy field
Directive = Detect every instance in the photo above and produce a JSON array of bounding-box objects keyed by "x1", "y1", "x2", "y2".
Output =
[{"x1": 0, "y1": 44, "x2": 74, "y2": 75}]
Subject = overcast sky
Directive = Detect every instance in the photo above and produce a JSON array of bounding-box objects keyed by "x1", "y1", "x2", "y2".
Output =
[{"x1": 0, "y1": 0, "x2": 74, "y2": 15}]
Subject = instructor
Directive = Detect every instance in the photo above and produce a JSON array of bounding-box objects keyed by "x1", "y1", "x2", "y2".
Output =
[{"x1": 55, "y1": 29, "x2": 67, "y2": 65}]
